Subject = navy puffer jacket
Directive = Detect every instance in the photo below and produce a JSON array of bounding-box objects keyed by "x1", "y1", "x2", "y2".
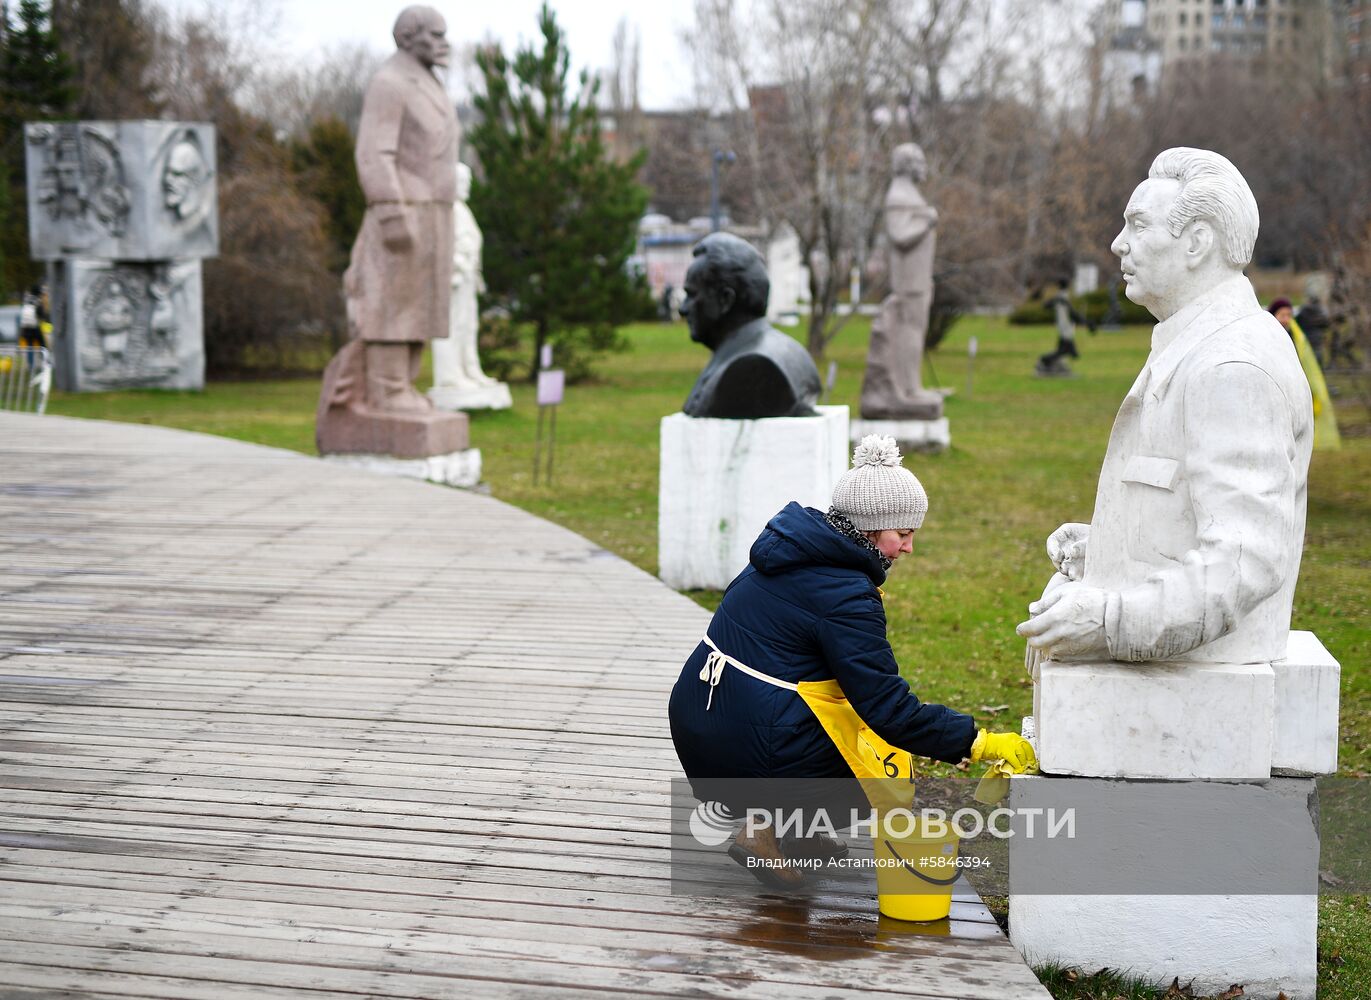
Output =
[{"x1": 668, "y1": 502, "x2": 977, "y2": 788}]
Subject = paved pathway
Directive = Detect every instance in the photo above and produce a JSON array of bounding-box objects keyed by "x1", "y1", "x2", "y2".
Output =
[{"x1": 0, "y1": 413, "x2": 1050, "y2": 999}]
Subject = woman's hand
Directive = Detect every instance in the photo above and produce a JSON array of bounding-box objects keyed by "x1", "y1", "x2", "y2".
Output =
[{"x1": 970, "y1": 729, "x2": 1039, "y2": 773}]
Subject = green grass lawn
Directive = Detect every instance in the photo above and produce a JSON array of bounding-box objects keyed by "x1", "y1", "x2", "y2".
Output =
[{"x1": 45, "y1": 315, "x2": 1370, "y2": 998}]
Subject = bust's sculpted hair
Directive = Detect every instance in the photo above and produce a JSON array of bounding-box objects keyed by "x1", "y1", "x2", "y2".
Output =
[
  {"x1": 1148, "y1": 147, "x2": 1259, "y2": 268},
  {"x1": 693, "y1": 233, "x2": 770, "y2": 319},
  {"x1": 393, "y1": 5, "x2": 437, "y2": 49}
]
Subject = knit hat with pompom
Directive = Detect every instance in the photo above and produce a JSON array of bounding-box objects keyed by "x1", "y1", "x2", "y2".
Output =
[{"x1": 830, "y1": 434, "x2": 928, "y2": 531}]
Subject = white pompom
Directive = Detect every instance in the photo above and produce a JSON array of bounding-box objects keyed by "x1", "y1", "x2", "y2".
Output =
[{"x1": 852, "y1": 434, "x2": 901, "y2": 468}]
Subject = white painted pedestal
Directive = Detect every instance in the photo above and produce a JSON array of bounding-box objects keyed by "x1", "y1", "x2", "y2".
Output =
[
  {"x1": 658, "y1": 406, "x2": 849, "y2": 590},
  {"x1": 1008, "y1": 775, "x2": 1320, "y2": 1000},
  {"x1": 1011, "y1": 630, "x2": 1339, "y2": 998},
  {"x1": 321, "y1": 448, "x2": 482, "y2": 489},
  {"x1": 850, "y1": 417, "x2": 949, "y2": 453}
]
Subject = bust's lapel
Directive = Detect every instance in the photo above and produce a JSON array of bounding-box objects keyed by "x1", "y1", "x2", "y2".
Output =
[{"x1": 1143, "y1": 276, "x2": 1262, "y2": 402}]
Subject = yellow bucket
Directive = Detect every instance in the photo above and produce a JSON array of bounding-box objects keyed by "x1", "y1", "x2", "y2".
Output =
[{"x1": 872, "y1": 818, "x2": 960, "y2": 922}]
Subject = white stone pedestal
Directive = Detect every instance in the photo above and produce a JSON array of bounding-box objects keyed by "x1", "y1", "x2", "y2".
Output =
[
  {"x1": 1008, "y1": 774, "x2": 1319, "y2": 1000},
  {"x1": 428, "y1": 383, "x2": 512, "y2": 411},
  {"x1": 850, "y1": 417, "x2": 949, "y2": 453},
  {"x1": 321, "y1": 448, "x2": 482, "y2": 489},
  {"x1": 659, "y1": 406, "x2": 849, "y2": 590},
  {"x1": 1033, "y1": 658, "x2": 1275, "y2": 780}
]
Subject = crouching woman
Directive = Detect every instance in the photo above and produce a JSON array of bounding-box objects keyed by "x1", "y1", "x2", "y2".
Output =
[{"x1": 668, "y1": 435, "x2": 1033, "y2": 885}]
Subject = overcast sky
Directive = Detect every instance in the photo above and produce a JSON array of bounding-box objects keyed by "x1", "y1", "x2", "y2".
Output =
[{"x1": 161, "y1": 0, "x2": 696, "y2": 109}]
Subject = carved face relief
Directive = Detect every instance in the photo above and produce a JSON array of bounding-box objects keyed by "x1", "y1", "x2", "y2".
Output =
[
  {"x1": 33, "y1": 124, "x2": 131, "y2": 237},
  {"x1": 1111, "y1": 178, "x2": 1188, "y2": 312},
  {"x1": 407, "y1": 12, "x2": 450, "y2": 68},
  {"x1": 163, "y1": 140, "x2": 208, "y2": 218}
]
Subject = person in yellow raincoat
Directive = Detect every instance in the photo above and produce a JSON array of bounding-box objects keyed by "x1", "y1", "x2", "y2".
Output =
[
  {"x1": 1270, "y1": 298, "x2": 1341, "y2": 451},
  {"x1": 668, "y1": 435, "x2": 1035, "y2": 888}
]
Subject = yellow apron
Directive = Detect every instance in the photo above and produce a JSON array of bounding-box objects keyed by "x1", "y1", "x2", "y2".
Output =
[
  {"x1": 699, "y1": 634, "x2": 1017, "y2": 806},
  {"x1": 699, "y1": 634, "x2": 918, "y2": 811}
]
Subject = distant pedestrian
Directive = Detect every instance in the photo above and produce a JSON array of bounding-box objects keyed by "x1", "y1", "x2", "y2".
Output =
[
  {"x1": 1036, "y1": 279, "x2": 1095, "y2": 376},
  {"x1": 1269, "y1": 297, "x2": 1341, "y2": 451},
  {"x1": 1295, "y1": 294, "x2": 1330, "y2": 360}
]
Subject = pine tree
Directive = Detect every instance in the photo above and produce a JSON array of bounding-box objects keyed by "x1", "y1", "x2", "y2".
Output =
[
  {"x1": 291, "y1": 116, "x2": 365, "y2": 275},
  {"x1": 0, "y1": 0, "x2": 74, "y2": 294},
  {"x1": 468, "y1": 3, "x2": 651, "y2": 380}
]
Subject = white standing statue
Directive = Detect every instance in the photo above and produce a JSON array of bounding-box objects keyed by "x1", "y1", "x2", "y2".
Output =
[
  {"x1": 429, "y1": 162, "x2": 512, "y2": 411},
  {"x1": 1018, "y1": 147, "x2": 1311, "y2": 668}
]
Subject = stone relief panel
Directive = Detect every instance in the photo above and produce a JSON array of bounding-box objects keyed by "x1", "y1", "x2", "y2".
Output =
[
  {"x1": 27, "y1": 120, "x2": 218, "y2": 261},
  {"x1": 54, "y1": 259, "x2": 204, "y2": 391}
]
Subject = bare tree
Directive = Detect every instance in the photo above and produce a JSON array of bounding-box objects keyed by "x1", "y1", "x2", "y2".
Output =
[
  {"x1": 690, "y1": 0, "x2": 1052, "y2": 360},
  {"x1": 249, "y1": 43, "x2": 383, "y2": 139}
]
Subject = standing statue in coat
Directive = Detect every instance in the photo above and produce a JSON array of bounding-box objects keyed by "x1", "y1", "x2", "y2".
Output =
[
  {"x1": 1018, "y1": 148, "x2": 1312, "y2": 666},
  {"x1": 316, "y1": 6, "x2": 469, "y2": 458},
  {"x1": 860, "y1": 143, "x2": 944, "y2": 421}
]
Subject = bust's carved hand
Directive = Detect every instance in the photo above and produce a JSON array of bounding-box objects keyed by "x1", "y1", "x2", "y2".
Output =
[
  {"x1": 1016, "y1": 581, "x2": 1109, "y2": 660},
  {"x1": 1046, "y1": 522, "x2": 1089, "y2": 582}
]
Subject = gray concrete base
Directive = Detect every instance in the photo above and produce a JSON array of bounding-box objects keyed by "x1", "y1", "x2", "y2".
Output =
[{"x1": 321, "y1": 448, "x2": 482, "y2": 488}]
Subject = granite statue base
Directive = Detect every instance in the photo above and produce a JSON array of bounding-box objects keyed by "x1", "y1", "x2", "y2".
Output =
[
  {"x1": 659, "y1": 406, "x2": 849, "y2": 590},
  {"x1": 428, "y1": 382, "x2": 513, "y2": 411},
  {"x1": 316, "y1": 407, "x2": 469, "y2": 460},
  {"x1": 849, "y1": 417, "x2": 949, "y2": 454},
  {"x1": 321, "y1": 448, "x2": 482, "y2": 489},
  {"x1": 1008, "y1": 773, "x2": 1319, "y2": 1000}
]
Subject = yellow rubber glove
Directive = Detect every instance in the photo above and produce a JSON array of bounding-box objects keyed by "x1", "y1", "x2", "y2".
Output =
[
  {"x1": 970, "y1": 729, "x2": 1039, "y2": 805},
  {"x1": 970, "y1": 729, "x2": 1039, "y2": 773}
]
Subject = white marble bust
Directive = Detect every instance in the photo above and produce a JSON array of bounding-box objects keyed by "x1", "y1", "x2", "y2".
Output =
[{"x1": 1018, "y1": 147, "x2": 1312, "y2": 666}]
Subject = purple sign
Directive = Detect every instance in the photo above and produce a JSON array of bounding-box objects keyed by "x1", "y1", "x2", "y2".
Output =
[{"x1": 537, "y1": 369, "x2": 565, "y2": 406}]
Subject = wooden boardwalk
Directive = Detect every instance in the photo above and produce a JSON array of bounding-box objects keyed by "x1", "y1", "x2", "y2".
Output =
[{"x1": 0, "y1": 413, "x2": 1050, "y2": 1000}]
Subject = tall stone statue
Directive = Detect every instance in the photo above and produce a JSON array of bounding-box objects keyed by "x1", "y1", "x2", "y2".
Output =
[
  {"x1": 428, "y1": 162, "x2": 511, "y2": 411},
  {"x1": 680, "y1": 232, "x2": 820, "y2": 419},
  {"x1": 1018, "y1": 147, "x2": 1312, "y2": 666},
  {"x1": 316, "y1": 5, "x2": 468, "y2": 458},
  {"x1": 860, "y1": 143, "x2": 944, "y2": 421}
]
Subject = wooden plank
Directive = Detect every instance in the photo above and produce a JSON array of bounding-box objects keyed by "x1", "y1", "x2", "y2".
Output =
[
  {"x1": 0, "y1": 413, "x2": 1049, "y2": 1000},
  {"x1": 0, "y1": 916, "x2": 1048, "y2": 1000}
]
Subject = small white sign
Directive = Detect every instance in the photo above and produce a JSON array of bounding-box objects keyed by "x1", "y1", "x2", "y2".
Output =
[
  {"x1": 968, "y1": 335, "x2": 979, "y2": 358},
  {"x1": 537, "y1": 368, "x2": 565, "y2": 406},
  {"x1": 540, "y1": 344, "x2": 553, "y2": 369}
]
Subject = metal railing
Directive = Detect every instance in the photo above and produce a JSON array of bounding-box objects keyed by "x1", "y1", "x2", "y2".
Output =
[{"x1": 0, "y1": 346, "x2": 53, "y2": 414}]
